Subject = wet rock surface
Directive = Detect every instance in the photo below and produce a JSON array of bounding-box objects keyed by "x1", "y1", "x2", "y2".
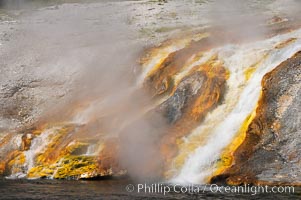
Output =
[
  {"x1": 160, "y1": 72, "x2": 207, "y2": 124},
  {"x1": 215, "y1": 51, "x2": 301, "y2": 185},
  {"x1": 158, "y1": 63, "x2": 228, "y2": 174},
  {"x1": 1, "y1": 0, "x2": 301, "y2": 183},
  {"x1": 0, "y1": 0, "x2": 216, "y2": 179}
]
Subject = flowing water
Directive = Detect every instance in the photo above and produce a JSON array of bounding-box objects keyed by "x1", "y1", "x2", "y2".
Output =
[
  {"x1": 170, "y1": 29, "x2": 301, "y2": 184},
  {"x1": 1, "y1": 0, "x2": 301, "y2": 199},
  {"x1": 4, "y1": 13, "x2": 301, "y2": 186}
]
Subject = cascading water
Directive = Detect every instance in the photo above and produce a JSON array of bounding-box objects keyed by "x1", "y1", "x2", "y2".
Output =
[
  {"x1": 1, "y1": 1, "x2": 301, "y2": 199},
  {"x1": 166, "y1": 29, "x2": 301, "y2": 184},
  {"x1": 24, "y1": 128, "x2": 60, "y2": 171},
  {"x1": 2, "y1": 22, "x2": 301, "y2": 182},
  {"x1": 17, "y1": 28, "x2": 301, "y2": 181},
  {"x1": 69, "y1": 27, "x2": 301, "y2": 184},
  {"x1": 6, "y1": 127, "x2": 61, "y2": 179}
]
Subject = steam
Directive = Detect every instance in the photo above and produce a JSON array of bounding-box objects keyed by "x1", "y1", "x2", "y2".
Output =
[
  {"x1": 2, "y1": 0, "x2": 301, "y2": 182},
  {"x1": 2, "y1": 0, "x2": 169, "y2": 180}
]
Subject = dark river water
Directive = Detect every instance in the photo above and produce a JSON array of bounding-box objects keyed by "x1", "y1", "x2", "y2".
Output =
[{"x1": 0, "y1": 178, "x2": 300, "y2": 200}]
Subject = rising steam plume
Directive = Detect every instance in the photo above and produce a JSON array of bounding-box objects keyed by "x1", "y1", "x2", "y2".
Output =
[{"x1": 1, "y1": 0, "x2": 301, "y2": 183}]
